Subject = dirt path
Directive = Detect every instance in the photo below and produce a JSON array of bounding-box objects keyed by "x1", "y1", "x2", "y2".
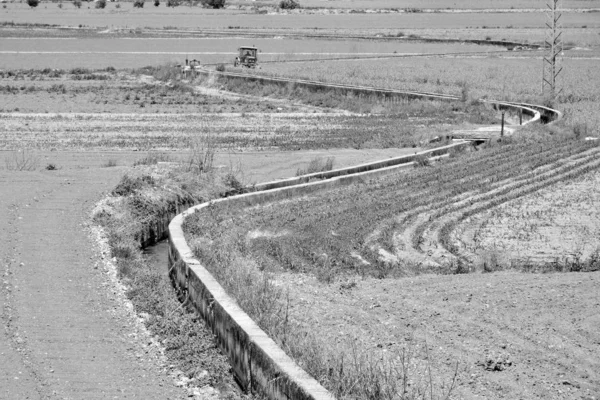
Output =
[{"x1": 0, "y1": 155, "x2": 187, "y2": 399}]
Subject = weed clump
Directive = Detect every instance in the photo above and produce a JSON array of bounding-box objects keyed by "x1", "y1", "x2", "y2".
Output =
[
  {"x1": 133, "y1": 0, "x2": 145, "y2": 7},
  {"x1": 295, "y1": 156, "x2": 335, "y2": 176},
  {"x1": 201, "y1": 0, "x2": 225, "y2": 8},
  {"x1": 133, "y1": 151, "x2": 172, "y2": 166},
  {"x1": 5, "y1": 149, "x2": 39, "y2": 171},
  {"x1": 102, "y1": 159, "x2": 117, "y2": 168},
  {"x1": 94, "y1": 162, "x2": 246, "y2": 386},
  {"x1": 27, "y1": 0, "x2": 39, "y2": 8},
  {"x1": 95, "y1": 0, "x2": 106, "y2": 9},
  {"x1": 111, "y1": 174, "x2": 155, "y2": 196},
  {"x1": 279, "y1": 0, "x2": 300, "y2": 9}
]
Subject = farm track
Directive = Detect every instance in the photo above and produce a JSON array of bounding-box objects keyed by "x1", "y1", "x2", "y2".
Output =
[{"x1": 0, "y1": 163, "x2": 188, "y2": 400}]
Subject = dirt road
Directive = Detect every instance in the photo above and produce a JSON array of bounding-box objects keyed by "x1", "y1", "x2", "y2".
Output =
[{"x1": 0, "y1": 152, "x2": 187, "y2": 400}]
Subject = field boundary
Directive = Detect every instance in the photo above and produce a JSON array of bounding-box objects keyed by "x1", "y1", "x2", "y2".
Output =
[
  {"x1": 195, "y1": 67, "x2": 555, "y2": 127},
  {"x1": 168, "y1": 145, "x2": 464, "y2": 400},
  {"x1": 167, "y1": 75, "x2": 560, "y2": 399}
]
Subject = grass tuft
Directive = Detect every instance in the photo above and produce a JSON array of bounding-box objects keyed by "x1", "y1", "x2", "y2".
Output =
[{"x1": 296, "y1": 156, "x2": 335, "y2": 176}]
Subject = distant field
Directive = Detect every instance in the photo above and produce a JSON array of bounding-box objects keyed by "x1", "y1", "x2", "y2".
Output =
[
  {"x1": 0, "y1": 36, "x2": 501, "y2": 69},
  {"x1": 256, "y1": 0, "x2": 600, "y2": 9},
  {"x1": 259, "y1": 56, "x2": 600, "y2": 133},
  {"x1": 184, "y1": 135, "x2": 600, "y2": 399},
  {"x1": 2, "y1": 5, "x2": 598, "y2": 30}
]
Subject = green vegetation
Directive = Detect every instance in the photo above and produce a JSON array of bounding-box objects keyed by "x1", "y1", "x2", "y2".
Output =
[
  {"x1": 202, "y1": 0, "x2": 226, "y2": 8},
  {"x1": 260, "y1": 57, "x2": 600, "y2": 136},
  {"x1": 215, "y1": 73, "x2": 497, "y2": 120},
  {"x1": 279, "y1": 0, "x2": 300, "y2": 9},
  {"x1": 186, "y1": 133, "x2": 600, "y2": 278},
  {"x1": 180, "y1": 131, "x2": 600, "y2": 396},
  {"x1": 93, "y1": 162, "x2": 246, "y2": 396},
  {"x1": 295, "y1": 156, "x2": 334, "y2": 176},
  {"x1": 4, "y1": 149, "x2": 40, "y2": 171}
]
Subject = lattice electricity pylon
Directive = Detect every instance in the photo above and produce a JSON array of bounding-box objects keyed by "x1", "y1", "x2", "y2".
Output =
[{"x1": 542, "y1": 0, "x2": 563, "y2": 98}]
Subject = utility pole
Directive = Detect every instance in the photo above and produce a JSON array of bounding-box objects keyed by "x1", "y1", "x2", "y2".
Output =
[{"x1": 542, "y1": 0, "x2": 563, "y2": 99}]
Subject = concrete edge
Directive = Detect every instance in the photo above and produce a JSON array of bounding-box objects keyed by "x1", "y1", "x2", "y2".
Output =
[
  {"x1": 167, "y1": 72, "x2": 563, "y2": 400},
  {"x1": 167, "y1": 145, "x2": 466, "y2": 400}
]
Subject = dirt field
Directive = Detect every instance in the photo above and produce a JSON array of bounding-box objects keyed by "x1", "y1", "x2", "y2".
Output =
[
  {"x1": 2, "y1": 5, "x2": 600, "y2": 399},
  {"x1": 0, "y1": 35, "x2": 499, "y2": 69},
  {"x1": 455, "y1": 168, "x2": 600, "y2": 267},
  {"x1": 279, "y1": 268, "x2": 600, "y2": 399},
  {"x1": 0, "y1": 152, "x2": 190, "y2": 399},
  {"x1": 2, "y1": 5, "x2": 598, "y2": 30},
  {"x1": 0, "y1": 67, "x2": 428, "y2": 398}
]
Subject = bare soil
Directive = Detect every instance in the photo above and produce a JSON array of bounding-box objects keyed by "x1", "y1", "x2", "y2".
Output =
[
  {"x1": 455, "y1": 169, "x2": 600, "y2": 266},
  {"x1": 0, "y1": 72, "x2": 314, "y2": 114},
  {"x1": 277, "y1": 269, "x2": 600, "y2": 399},
  {"x1": 0, "y1": 152, "x2": 188, "y2": 399},
  {"x1": 0, "y1": 145, "x2": 420, "y2": 399}
]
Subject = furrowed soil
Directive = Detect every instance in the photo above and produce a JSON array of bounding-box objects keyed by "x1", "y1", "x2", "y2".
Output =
[
  {"x1": 278, "y1": 268, "x2": 600, "y2": 399},
  {"x1": 455, "y1": 168, "x2": 600, "y2": 266},
  {"x1": 3, "y1": 17, "x2": 599, "y2": 399},
  {"x1": 186, "y1": 140, "x2": 600, "y2": 398},
  {"x1": 0, "y1": 63, "x2": 436, "y2": 398}
]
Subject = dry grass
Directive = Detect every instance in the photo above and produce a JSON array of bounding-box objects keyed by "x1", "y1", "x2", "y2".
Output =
[
  {"x1": 184, "y1": 205, "x2": 460, "y2": 399},
  {"x1": 4, "y1": 149, "x2": 40, "y2": 171},
  {"x1": 295, "y1": 156, "x2": 335, "y2": 176}
]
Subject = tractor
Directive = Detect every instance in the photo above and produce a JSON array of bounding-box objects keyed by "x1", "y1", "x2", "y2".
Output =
[{"x1": 234, "y1": 46, "x2": 258, "y2": 68}]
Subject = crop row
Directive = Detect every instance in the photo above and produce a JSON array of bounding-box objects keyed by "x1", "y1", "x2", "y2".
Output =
[{"x1": 185, "y1": 135, "x2": 600, "y2": 281}]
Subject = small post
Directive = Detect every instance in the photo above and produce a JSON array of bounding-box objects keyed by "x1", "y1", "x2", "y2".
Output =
[
  {"x1": 519, "y1": 108, "x2": 523, "y2": 125},
  {"x1": 501, "y1": 111, "x2": 505, "y2": 137}
]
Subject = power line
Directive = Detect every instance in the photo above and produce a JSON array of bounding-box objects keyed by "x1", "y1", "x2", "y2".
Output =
[{"x1": 542, "y1": 0, "x2": 563, "y2": 99}]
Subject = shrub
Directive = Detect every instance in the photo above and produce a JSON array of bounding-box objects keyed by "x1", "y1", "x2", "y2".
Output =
[
  {"x1": 115, "y1": 2, "x2": 120, "y2": 7},
  {"x1": 5, "y1": 149, "x2": 40, "y2": 171},
  {"x1": 154, "y1": 0, "x2": 159, "y2": 6},
  {"x1": 186, "y1": 133, "x2": 216, "y2": 173},
  {"x1": 111, "y1": 174, "x2": 155, "y2": 196},
  {"x1": 279, "y1": 0, "x2": 299, "y2": 9},
  {"x1": 413, "y1": 154, "x2": 431, "y2": 168},
  {"x1": 133, "y1": 151, "x2": 172, "y2": 166},
  {"x1": 295, "y1": 156, "x2": 335, "y2": 176},
  {"x1": 215, "y1": 63, "x2": 225, "y2": 72},
  {"x1": 27, "y1": 0, "x2": 40, "y2": 8},
  {"x1": 95, "y1": 0, "x2": 106, "y2": 9},
  {"x1": 460, "y1": 81, "x2": 471, "y2": 103},
  {"x1": 102, "y1": 159, "x2": 117, "y2": 167},
  {"x1": 58, "y1": 3, "x2": 63, "y2": 8},
  {"x1": 69, "y1": 67, "x2": 90, "y2": 75},
  {"x1": 133, "y1": 0, "x2": 144, "y2": 7},
  {"x1": 167, "y1": 0, "x2": 179, "y2": 6},
  {"x1": 200, "y1": 0, "x2": 224, "y2": 8}
]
